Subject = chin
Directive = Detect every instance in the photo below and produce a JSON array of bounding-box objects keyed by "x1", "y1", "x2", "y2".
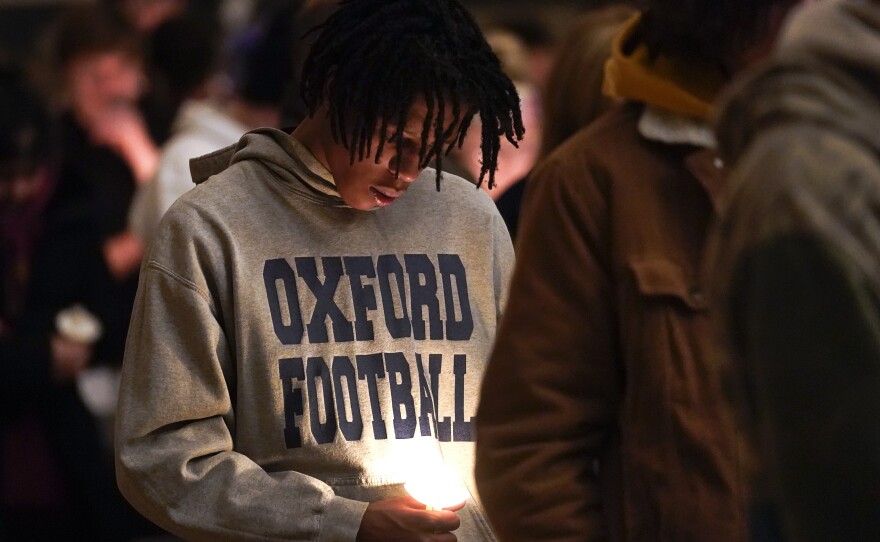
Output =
[{"x1": 346, "y1": 199, "x2": 375, "y2": 211}]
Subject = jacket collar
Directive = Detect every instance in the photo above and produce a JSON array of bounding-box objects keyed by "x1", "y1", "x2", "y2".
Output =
[
  {"x1": 637, "y1": 105, "x2": 726, "y2": 210},
  {"x1": 603, "y1": 13, "x2": 726, "y2": 120},
  {"x1": 637, "y1": 105, "x2": 716, "y2": 148}
]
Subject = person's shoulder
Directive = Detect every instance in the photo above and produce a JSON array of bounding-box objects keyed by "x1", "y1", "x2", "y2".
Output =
[
  {"x1": 154, "y1": 160, "x2": 252, "y2": 230},
  {"x1": 540, "y1": 104, "x2": 641, "y2": 168},
  {"x1": 441, "y1": 168, "x2": 486, "y2": 196},
  {"x1": 521, "y1": 105, "x2": 648, "y2": 206},
  {"x1": 412, "y1": 167, "x2": 496, "y2": 209},
  {"x1": 730, "y1": 122, "x2": 876, "y2": 217},
  {"x1": 571, "y1": 103, "x2": 640, "y2": 149},
  {"x1": 145, "y1": 176, "x2": 243, "y2": 267}
]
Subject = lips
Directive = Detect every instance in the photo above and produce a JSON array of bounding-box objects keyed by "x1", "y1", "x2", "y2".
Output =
[{"x1": 369, "y1": 186, "x2": 403, "y2": 206}]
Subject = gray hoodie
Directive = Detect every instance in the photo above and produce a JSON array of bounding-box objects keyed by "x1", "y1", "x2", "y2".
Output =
[{"x1": 115, "y1": 127, "x2": 513, "y2": 541}]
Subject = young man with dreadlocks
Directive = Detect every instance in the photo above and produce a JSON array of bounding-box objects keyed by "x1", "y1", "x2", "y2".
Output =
[{"x1": 114, "y1": 0, "x2": 523, "y2": 540}]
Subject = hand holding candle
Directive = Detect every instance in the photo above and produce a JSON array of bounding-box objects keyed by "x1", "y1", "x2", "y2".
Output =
[
  {"x1": 356, "y1": 496, "x2": 461, "y2": 541},
  {"x1": 404, "y1": 461, "x2": 469, "y2": 510},
  {"x1": 356, "y1": 447, "x2": 469, "y2": 539},
  {"x1": 356, "y1": 460, "x2": 468, "y2": 540}
]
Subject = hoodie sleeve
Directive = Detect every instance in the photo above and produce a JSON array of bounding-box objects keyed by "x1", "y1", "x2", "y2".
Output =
[
  {"x1": 476, "y1": 156, "x2": 618, "y2": 541},
  {"x1": 115, "y1": 232, "x2": 368, "y2": 541}
]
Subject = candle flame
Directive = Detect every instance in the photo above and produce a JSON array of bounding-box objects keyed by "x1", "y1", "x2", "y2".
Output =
[{"x1": 404, "y1": 462, "x2": 469, "y2": 510}]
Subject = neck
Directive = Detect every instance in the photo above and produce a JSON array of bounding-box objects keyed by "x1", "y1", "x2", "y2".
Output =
[{"x1": 289, "y1": 106, "x2": 334, "y2": 174}]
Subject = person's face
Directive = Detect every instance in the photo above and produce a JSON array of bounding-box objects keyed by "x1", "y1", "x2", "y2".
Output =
[
  {"x1": 65, "y1": 51, "x2": 143, "y2": 126},
  {"x1": 308, "y1": 97, "x2": 460, "y2": 211}
]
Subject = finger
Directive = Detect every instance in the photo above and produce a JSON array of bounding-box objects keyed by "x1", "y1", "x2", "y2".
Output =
[
  {"x1": 442, "y1": 500, "x2": 466, "y2": 511},
  {"x1": 425, "y1": 510, "x2": 460, "y2": 533},
  {"x1": 397, "y1": 495, "x2": 430, "y2": 509},
  {"x1": 427, "y1": 533, "x2": 456, "y2": 542}
]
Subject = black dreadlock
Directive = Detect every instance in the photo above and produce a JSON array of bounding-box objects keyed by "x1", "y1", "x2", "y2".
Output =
[{"x1": 300, "y1": 0, "x2": 525, "y2": 190}]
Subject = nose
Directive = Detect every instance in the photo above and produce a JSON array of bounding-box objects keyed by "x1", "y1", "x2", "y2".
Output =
[{"x1": 387, "y1": 151, "x2": 420, "y2": 183}]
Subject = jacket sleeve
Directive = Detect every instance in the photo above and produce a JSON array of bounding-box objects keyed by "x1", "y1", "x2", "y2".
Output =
[
  {"x1": 115, "y1": 260, "x2": 368, "y2": 542},
  {"x1": 713, "y1": 115, "x2": 880, "y2": 542},
  {"x1": 727, "y1": 233, "x2": 880, "y2": 542},
  {"x1": 476, "y1": 157, "x2": 619, "y2": 541}
]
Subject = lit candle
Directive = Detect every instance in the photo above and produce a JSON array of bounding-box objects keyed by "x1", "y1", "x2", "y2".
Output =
[{"x1": 404, "y1": 461, "x2": 469, "y2": 510}]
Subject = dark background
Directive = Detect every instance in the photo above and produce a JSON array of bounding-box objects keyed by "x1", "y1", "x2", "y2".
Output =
[{"x1": 0, "y1": 0, "x2": 614, "y2": 58}]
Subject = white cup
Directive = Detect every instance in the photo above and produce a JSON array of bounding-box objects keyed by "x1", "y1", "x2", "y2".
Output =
[{"x1": 55, "y1": 304, "x2": 103, "y2": 345}]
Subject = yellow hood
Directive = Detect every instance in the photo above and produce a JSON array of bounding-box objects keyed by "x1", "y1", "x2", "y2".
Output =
[{"x1": 603, "y1": 13, "x2": 727, "y2": 119}]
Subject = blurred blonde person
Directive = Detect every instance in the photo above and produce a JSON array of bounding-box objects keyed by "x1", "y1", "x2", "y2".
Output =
[
  {"x1": 0, "y1": 58, "x2": 161, "y2": 542},
  {"x1": 47, "y1": 6, "x2": 159, "y2": 284},
  {"x1": 35, "y1": 5, "x2": 159, "y2": 399}
]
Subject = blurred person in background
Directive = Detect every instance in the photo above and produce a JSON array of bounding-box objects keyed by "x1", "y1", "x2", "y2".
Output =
[
  {"x1": 129, "y1": 7, "x2": 289, "y2": 244},
  {"x1": 50, "y1": 5, "x2": 159, "y2": 186},
  {"x1": 281, "y1": 0, "x2": 339, "y2": 128},
  {"x1": 494, "y1": 17, "x2": 558, "y2": 99},
  {"x1": 106, "y1": 0, "x2": 187, "y2": 34},
  {"x1": 539, "y1": 4, "x2": 636, "y2": 160},
  {"x1": 451, "y1": 6, "x2": 634, "y2": 242},
  {"x1": 708, "y1": 0, "x2": 880, "y2": 540},
  {"x1": 0, "y1": 59, "x2": 158, "y2": 542},
  {"x1": 32, "y1": 4, "x2": 162, "y2": 469},
  {"x1": 223, "y1": 0, "x2": 296, "y2": 126},
  {"x1": 104, "y1": 0, "x2": 190, "y2": 144},
  {"x1": 45, "y1": 4, "x2": 157, "y2": 369},
  {"x1": 446, "y1": 27, "x2": 542, "y2": 196},
  {"x1": 443, "y1": 26, "x2": 542, "y2": 240},
  {"x1": 475, "y1": 0, "x2": 804, "y2": 540},
  {"x1": 498, "y1": 4, "x2": 635, "y2": 241}
]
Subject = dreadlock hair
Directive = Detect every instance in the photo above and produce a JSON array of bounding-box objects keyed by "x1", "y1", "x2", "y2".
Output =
[{"x1": 300, "y1": 0, "x2": 525, "y2": 190}]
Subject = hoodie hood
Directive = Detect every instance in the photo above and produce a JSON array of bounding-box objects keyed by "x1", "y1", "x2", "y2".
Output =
[
  {"x1": 717, "y1": 0, "x2": 880, "y2": 162},
  {"x1": 603, "y1": 13, "x2": 728, "y2": 119},
  {"x1": 190, "y1": 127, "x2": 347, "y2": 207}
]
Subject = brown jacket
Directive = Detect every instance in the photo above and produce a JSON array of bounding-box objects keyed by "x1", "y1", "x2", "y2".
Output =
[{"x1": 475, "y1": 102, "x2": 745, "y2": 541}]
